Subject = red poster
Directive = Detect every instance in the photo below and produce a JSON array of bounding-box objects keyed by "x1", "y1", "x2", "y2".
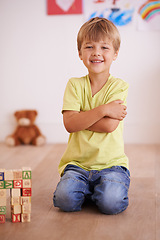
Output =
[{"x1": 47, "y1": 0, "x2": 83, "y2": 15}]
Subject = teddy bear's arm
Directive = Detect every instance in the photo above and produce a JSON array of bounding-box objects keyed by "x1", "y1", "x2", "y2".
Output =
[
  {"x1": 31, "y1": 125, "x2": 46, "y2": 146},
  {"x1": 5, "y1": 128, "x2": 22, "y2": 146}
]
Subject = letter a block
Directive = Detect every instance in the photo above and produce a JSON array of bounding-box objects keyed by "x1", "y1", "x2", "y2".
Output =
[{"x1": 22, "y1": 168, "x2": 31, "y2": 180}]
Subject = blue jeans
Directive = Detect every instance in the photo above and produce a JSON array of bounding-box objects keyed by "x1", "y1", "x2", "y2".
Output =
[{"x1": 53, "y1": 165, "x2": 130, "y2": 215}]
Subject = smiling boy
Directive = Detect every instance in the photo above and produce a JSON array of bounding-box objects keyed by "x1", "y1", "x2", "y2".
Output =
[{"x1": 53, "y1": 17, "x2": 130, "y2": 215}]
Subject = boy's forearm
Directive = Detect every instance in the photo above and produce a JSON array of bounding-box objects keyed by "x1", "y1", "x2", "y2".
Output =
[
  {"x1": 63, "y1": 105, "x2": 105, "y2": 133},
  {"x1": 87, "y1": 117, "x2": 119, "y2": 133},
  {"x1": 63, "y1": 100, "x2": 127, "y2": 133}
]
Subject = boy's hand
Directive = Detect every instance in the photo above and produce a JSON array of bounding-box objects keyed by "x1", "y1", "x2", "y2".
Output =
[{"x1": 104, "y1": 100, "x2": 127, "y2": 120}]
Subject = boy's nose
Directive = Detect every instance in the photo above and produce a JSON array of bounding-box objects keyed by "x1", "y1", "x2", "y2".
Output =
[{"x1": 92, "y1": 51, "x2": 101, "y2": 56}]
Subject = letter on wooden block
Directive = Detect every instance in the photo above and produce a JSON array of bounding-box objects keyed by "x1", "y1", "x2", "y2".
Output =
[
  {"x1": 0, "y1": 170, "x2": 5, "y2": 181},
  {"x1": 12, "y1": 214, "x2": 21, "y2": 223},
  {"x1": 11, "y1": 205, "x2": 21, "y2": 214},
  {"x1": 0, "y1": 197, "x2": 6, "y2": 206},
  {"x1": 23, "y1": 179, "x2": 32, "y2": 188},
  {"x1": 22, "y1": 204, "x2": 31, "y2": 214},
  {"x1": 4, "y1": 170, "x2": 14, "y2": 180},
  {"x1": 21, "y1": 197, "x2": 31, "y2": 205},
  {"x1": 0, "y1": 215, "x2": 5, "y2": 223},
  {"x1": 22, "y1": 188, "x2": 32, "y2": 197},
  {"x1": 0, "y1": 206, "x2": 6, "y2": 215},
  {"x1": 10, "y1": 189, "x2": 21, "y2": 197},
  {"x1": 13, "y1": 180, "x2": 23, "y2": 188},
  {"x1": 0, "y1": 189, "x2": 6, "y2": 198},
  {"x1": 22, "y1": 170, "x2": 32, "y2": 180},
  {"x1": 4, "y1": 180, "x2": 13, "y2": 189},
  {"x1": 0, "y1": 181, "x2": 4, "y2": 189},
  {"x1": 13, "y1": 170, "x2": 22, "y2": 180},
  {"x1": 21, "y1": 213, "x2": 31, "y2": 223},
  {"x1": 11, "y1": 197, "x2": 21, "y2": 205}
]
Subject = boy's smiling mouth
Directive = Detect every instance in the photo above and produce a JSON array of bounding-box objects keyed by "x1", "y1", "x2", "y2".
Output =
[{"x1": 90, "y1": 59, "x2": 104, "y2": 63}]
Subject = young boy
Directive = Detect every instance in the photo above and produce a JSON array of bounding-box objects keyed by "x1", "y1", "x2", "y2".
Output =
[{"x1": 53, "y1": 17, "x2": 130, "y2": 215}]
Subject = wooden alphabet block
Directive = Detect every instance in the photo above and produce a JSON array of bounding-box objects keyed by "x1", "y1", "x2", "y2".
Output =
[
  {"x1": 21, "y1": 204, "x2": 31, "y2": 214},
  {"x1": 13, "y1": 170, "x2": 22, "y2": 180},
  {"x1": 0, "y1": 181, "x2": 4, "y2": 189},
  {"x1": 0, "y1": 197, "x2": 6, "y2": 206},
  {"x1": 21, "y1": 197, "x2": 31, "y2": 205},
  {"x1": 22, "y1": 168, "x2": 32, "y2": 180},
  {"x1": 22, "y1": 188, "x2": 32, "y2": 197},
  {"x1": 21, "y1": 213, "x2": 31, "y2": 223},
  {"x1": 12, "y1": 213, "x2": 21, "y2": 223},
  {"x1": 4, "y1": 180, "x2": 13, "y2": 189},
  {"x1": 10, "y1": 189, "x2": 21, "y2": 197},
  {"x1": 11, "y1": 197, "x2": 21, "y2": 205},
  {"x1": 13, "y1": 180, "x2": 23, "y2": 188},
  {"x1": 23, "y1": 179, "x2": 32, "y2": 188},
  {"x1": 0, "y1": 189, "x2": 6, "y2": 198},
  {"x1": 0, "y1": 206, "x2": 6, "y2": 215},
  {"x1": 0, "y1": 167, "x2": 32, "y2": 223},
  {"x1": 11, "y1": 205, "x2": 21, "y2": 214},
  {"x1": 4, "y1": 170, "x2": 14, "y2": 180},
  {"x1": 0, "y1": 169, "x2": 5, "y2": 181},
  {"x1": 0, "y1": 215, "x2": 5, "y2": 223}
]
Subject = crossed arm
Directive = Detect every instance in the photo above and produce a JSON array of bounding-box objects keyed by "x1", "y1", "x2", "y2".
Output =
[{"x1": 63, "y1": 100, "x2": 127, "y2": 133}]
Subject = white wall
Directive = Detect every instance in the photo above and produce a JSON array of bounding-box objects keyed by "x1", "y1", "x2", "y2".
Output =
[{"x1": 1, "y1": 0, "x2": 160, "y2": 144}]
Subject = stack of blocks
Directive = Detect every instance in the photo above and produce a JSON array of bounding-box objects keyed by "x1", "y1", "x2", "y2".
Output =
[{"x1": 0, "y1": 168, "x2": 32, "y2": 223}]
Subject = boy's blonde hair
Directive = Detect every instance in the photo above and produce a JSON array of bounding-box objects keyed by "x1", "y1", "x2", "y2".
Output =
[{"x1": 77, "y1": 17, "x2": 121, "y2": 52}]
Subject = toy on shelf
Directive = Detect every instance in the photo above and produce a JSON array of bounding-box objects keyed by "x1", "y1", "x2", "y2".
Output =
[
  {"x1": 5, "y1": 110, "x2": 46, "y2": 146},
  {"x1": 0, "y1": 168, "x2": 32, "y2": 223}
]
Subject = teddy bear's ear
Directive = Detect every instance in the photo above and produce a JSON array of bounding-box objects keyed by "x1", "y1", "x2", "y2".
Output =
[
  {"x1": 14, "y1": 111, "x2": 19, "y2": 118},
  {"x1": 33, "y1": 110, "x2": 38, "y2": 116}
]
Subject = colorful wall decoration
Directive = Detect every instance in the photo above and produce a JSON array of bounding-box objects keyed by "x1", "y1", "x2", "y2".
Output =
[
  {"x1": 139, "y1": 0, "x2": 160, "y2": 21},
  {"x1": 137, "y1": 0, "x2": 160, "y2": 30},
  {"x1": 47, "y1": 0, "x2": 160, "y2": 31},
  {"x1": 83, "y1": 0, "x2": 135, "y2": 26},
  {"x1": 47, "y1": 0, "x2": 83, "y2": 15}
]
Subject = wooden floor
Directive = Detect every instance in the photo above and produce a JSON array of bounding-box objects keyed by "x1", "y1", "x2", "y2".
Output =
[{"x1": 0, "y1": 143, "x2": 160, "y2": 240}]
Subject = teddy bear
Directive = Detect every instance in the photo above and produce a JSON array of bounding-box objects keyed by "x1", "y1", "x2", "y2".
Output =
[{"x1": 5, "y1": 110, "x2": 46, "y2": 146}]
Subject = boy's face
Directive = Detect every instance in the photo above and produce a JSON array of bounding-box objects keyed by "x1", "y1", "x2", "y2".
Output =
[{"x1": 79, "y1": 37, "x2": 118, "y2": 76}]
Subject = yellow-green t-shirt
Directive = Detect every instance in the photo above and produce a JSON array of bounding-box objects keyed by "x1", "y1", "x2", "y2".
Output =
[{"x1": 58, "y1": 74, "x2": 129, "y2": 176}]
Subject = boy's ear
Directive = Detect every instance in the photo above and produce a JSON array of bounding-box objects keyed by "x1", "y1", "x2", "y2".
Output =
[
  {"x1": 113, "y1": 50, "x2": 119, "y2": 61},
  {"x1": 78, "y1": 51, "x2": 82, "y2": 60}
]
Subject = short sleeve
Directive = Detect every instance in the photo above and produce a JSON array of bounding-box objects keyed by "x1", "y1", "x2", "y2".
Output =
[
  {"x1": 62, "y1": 79, "x2": 81, "y2": 113},
  {"x1": 106, "y1": 80, "x2": 129, "y2": 106}
]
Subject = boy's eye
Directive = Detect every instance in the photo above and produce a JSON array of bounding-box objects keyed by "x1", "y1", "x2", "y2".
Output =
[
  {"x1": 102, "y1": 46, "x2": 109, "y2": 50},
  {"x1": 85, "y1": 46, "x2": 93, "y2": 49}
]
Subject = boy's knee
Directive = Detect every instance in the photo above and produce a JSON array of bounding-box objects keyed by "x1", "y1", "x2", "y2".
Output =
[
  {"x1": 53, "y1": 187, "x2": 82, "y2": 212},
  {"x1": 94, "y1": 182, "x2": 129, "y2": 215},
  {"x1": 53, "y1": 174, "x2": 86, "y2": 212}
]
